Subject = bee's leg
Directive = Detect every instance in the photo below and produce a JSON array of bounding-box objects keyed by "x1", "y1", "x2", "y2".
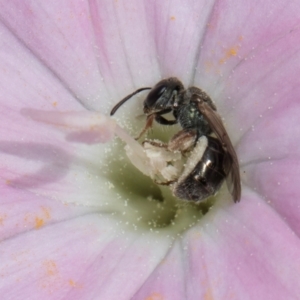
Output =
[
  {"x1": 135, "y1": 114, "x2": 155, "y2": 140},
  {"x1": 136, "y1": 114, "x2": 177, "y2": 140},
  {"x1": 168, "y1": 129, "x2": 197, "y2": 152},
  {"x1": 154, "y1": 114, "x2": 178, "y2": 126},
  {"x1": 154, "y1": 179, "x2": 176, "y2": 186},
  {"x1": 142, "y1": 140, "x2": 168, "y2": 148}
]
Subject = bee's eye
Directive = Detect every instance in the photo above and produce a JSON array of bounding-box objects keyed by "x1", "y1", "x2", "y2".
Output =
[{"x1": 144, "y1": 84, "x2": 167, "y2": 109}]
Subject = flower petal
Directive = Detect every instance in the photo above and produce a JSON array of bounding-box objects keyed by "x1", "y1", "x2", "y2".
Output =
[
  {"x1": 239, "y1": 99, "x2": 300, "y2": 234},
  {"x1": 0, "y1": 1, "x2": 109, "y2": 110},
  {"x1": 244, "y1": 157, "x2": 300, "y2": 236},
  {"x1": 0, "y1": 183, "x2": 94, "y2": 240},
  {"x1": 192, "y1": 1, "x2": 300, "y2": 145},
  {"x1": 133, "y1": 189, "x2": 300, "y2": 299},
  {"x1": 131, "y1": 241, "x2": 185, "y2": 300},
  {"x1": 0, "y1": 213, "x2": 172, "y2": 300}
]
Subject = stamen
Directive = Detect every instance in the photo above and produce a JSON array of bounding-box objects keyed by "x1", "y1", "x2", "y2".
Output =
[{"x1": 21, "y1": 109, "x2": 116, "y2": 144}]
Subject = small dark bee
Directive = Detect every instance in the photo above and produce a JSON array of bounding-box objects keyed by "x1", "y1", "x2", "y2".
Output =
[{"x1": 110, "y1": 77, "x2": 241, "y2": 203}]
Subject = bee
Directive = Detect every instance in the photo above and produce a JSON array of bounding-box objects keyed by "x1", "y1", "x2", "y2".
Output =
[{"x1": 110, "y1": 77, "x2": 241, "y2": 203}]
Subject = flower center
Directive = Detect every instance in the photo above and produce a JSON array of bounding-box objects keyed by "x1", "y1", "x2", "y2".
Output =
[
  {"x1": 21, "y1": 108, "x2": 221, "y2": 234},
  {"x1": 106, "y1": 119, "x2": 217, "y2": 233}
]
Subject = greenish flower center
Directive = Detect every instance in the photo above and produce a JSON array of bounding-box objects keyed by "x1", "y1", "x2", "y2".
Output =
[{"x1": 103, "y1": 119, "x2": 217, "y2": 234}]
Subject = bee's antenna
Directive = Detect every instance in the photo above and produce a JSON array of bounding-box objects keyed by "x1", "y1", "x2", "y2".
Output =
[{"x1": 110, "y1": 87, "x2": 151, "y2": 116}]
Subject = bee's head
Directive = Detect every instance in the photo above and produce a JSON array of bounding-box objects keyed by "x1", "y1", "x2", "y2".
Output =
[{"x1": 143, "y1": 77, "x2": 183, "y2": 115}]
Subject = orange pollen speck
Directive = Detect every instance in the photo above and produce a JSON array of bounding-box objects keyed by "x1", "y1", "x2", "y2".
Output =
[
  {"x1": 170, "y1": 16, "x2": 176, "y2": 20},
  {"x1": 0, "y1": 215, "x2": 5, "y2": 225},
  {"x1": 219, "y1": 46, "x2": 239, "y2": 64},
  {"x1": 35, "y1": 217, "x2": 45, "y2": 229},
  {"x1": 42, "y1": 207, "x2": 51, "y2": 220},
  {"x1": 145, "y1": 293, "x2": 164, "y2": 300},
  {"x1": 44, "y1": 260, "x2": 57, "y2": 276},
  {"x1": 69, "y1": 279, "x2": 76, "y2": 287},
  {"x1": 228, "y1": 47, "x2": 237, "y2": 56}
]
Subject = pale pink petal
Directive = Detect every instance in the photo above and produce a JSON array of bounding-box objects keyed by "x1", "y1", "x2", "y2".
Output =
[
  {"x1": 0, "y1": 0, "x2": 165, "y2": 111},
  {"x1": 0, "y1": 210, "x2": 172, "y2": 300},
  {"x1": 193, "y1": 1, "x2": 300, "y2": 136},
  {"x1": 143, "y1": 0, "x2": 216, "y2": 81},
  {"x1": 134, "y1": 189, "x2": 300, "y2": 299},
  {"x1": 185, "y1": 191, "x2": 300, "y2": 299},
  {"x1": 0, "y1": 1, "x2": 107, "y2": 111},
  {"x1": 132, "y1": 241, "x2": 185, "y2": 300},
  {"x1": 244, "y1": 157, "x2": 300, "y2": 236},
  {"x1": 237, "y1": 93, "x2": 300, "y2": 234},
  {"x1": 0, "y1": 183, "x2": 94, "y2": 240}
]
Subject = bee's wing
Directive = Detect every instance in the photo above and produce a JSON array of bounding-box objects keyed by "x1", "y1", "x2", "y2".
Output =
[{"x1": 195, "y1": 96, "x2": 241, "y2": 202}]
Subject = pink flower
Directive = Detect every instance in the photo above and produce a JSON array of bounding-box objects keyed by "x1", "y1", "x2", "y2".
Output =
[{"x1": 1, "y1": 1, "x2": 300, "y2": 299}]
